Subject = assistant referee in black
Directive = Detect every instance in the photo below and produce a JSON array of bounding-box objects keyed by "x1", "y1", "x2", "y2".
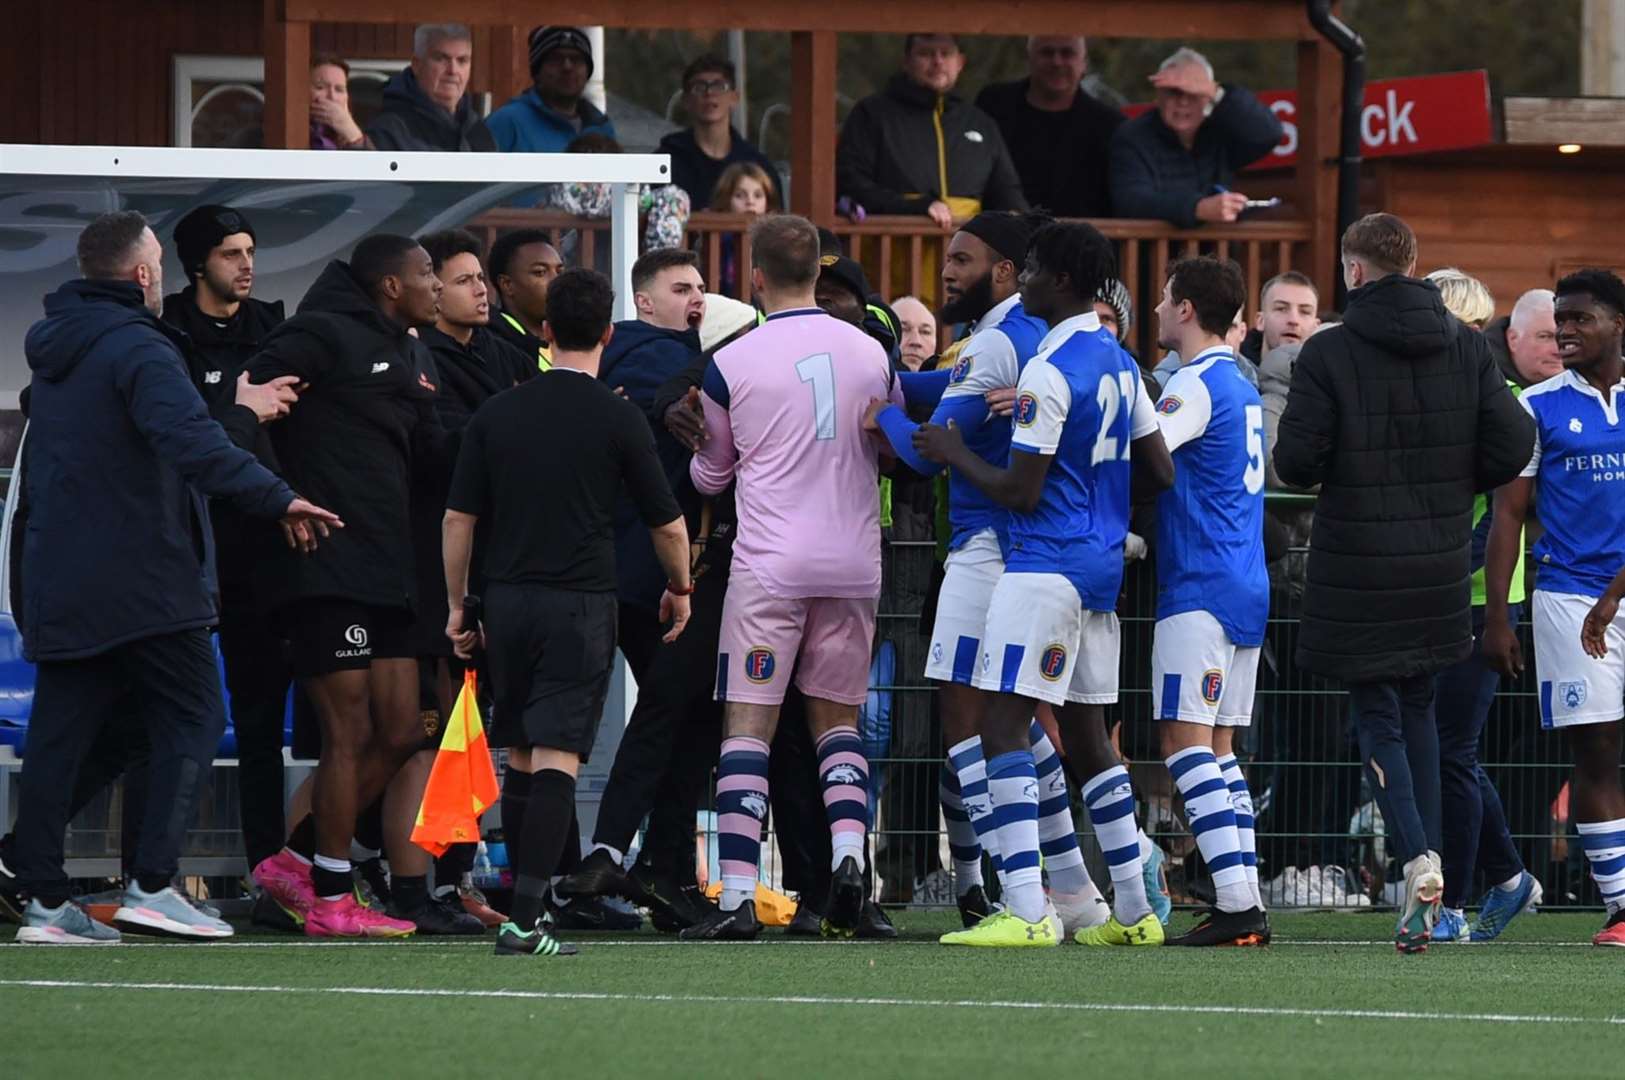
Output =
[{"x1": 442, "y1": 268, "x2": 693, "y2": 959}]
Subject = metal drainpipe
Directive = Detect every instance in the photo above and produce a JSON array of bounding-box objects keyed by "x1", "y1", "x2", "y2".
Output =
[{"x1": 1307, "y1": 1, "x2": 1366, "y2": 308}]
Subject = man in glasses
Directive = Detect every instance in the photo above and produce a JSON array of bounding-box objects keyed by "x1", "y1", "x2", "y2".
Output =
[{"x1": 658, "y1": 55, "x2": 784, "y2": 213}]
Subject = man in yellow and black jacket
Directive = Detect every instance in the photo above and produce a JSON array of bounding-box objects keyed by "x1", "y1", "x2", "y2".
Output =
[{"x1": 836, "y1": 34, "x2": 1026, "y2": 228}]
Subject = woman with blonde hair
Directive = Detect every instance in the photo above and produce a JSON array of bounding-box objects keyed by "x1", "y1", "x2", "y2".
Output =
[{"x1": 1425, "y1": 267, "x2": 1495, "y2": 330}]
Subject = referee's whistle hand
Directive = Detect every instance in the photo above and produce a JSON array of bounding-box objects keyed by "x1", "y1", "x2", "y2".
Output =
[
  {"x1": 660, "y1": 589, "x2": 691, "y2": 643},
  {"x1": 445, "y1": 609, "x2": 483, "y2": 659}
]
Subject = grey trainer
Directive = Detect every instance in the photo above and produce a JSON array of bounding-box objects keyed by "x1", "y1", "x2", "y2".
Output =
[
  {"x1": 16, "y1": 898, "x2": 122, "y2": 944},
  {"x1": 114, "y1": 884, "x2": 234, "y2": 940}
]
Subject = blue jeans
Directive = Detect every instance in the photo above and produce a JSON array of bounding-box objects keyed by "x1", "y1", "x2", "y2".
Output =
[
  {"x1": 1348, "y1": 674, "x2": 1440, "y2": 867},
  {"x1": 1434, "y1": 607, "x2": 1524, "y2": 908}
]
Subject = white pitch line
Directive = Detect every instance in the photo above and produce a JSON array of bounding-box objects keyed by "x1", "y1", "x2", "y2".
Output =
[
  {"x1": 1, "y1": 978, "x2": 1621, "y2": 1027},
  {"x1": 0, "y1": 937, "x2": 1600, "y2": 949}
]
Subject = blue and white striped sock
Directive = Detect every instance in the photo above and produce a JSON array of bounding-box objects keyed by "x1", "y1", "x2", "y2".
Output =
[
  {"x1": 1029, "y1": 721, "x2": 1092, "y2": 896},
  {"x1": 1216, "y1": 753, "x2": 1262, "y2": 908},
  {"x1": 1169, "y1": 747, "x2": 1252, "y2": 913},
  {"x1": 987, "y1": 749, "x2": 1045, "y2": 923},
  {"x1": 938, "y1": 763, "x2": 983, "y2": 893},
  {"x1": 949, "y1": 736, "x2": 1003, "y2": 883},
  {"x1": 1082, "y1": 764, "x2": 1151, "y2": 926},
  {"x1": 1578, "y1": 818, "x2": 1625, "y2": 915}
]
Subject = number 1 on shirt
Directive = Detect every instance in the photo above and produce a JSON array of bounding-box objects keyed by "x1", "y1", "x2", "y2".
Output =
[{"x1": 797, "y1": 352, "x2": 836, "y2": 441}]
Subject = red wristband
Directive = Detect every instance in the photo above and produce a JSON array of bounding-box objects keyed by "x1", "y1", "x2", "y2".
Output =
[{"x1": 666, "y1": 581, "x2": 694, "y2": 596}]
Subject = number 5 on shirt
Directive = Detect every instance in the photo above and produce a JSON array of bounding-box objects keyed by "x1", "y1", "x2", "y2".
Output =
[{"x1": 1243, "y1": 404, "x2": 1265, "y2": 494}]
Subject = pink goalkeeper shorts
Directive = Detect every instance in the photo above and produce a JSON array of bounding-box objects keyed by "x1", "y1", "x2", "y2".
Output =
[{"x1": 714, "y1": 569, "x2": 877, "y2": 707}]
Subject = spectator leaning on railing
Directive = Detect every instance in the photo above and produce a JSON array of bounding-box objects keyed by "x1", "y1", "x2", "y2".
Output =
[
  {"x1": 1108, "y1": 47, "x2": 1283, "y2": 227},
  {"x1": 364, "y1": 24, "x2": 494, "y2": 153},
  {"x1": 974, "y1": 36, "x2": 1123, "y2": 219},
  {"x1": 836, "y1": 34, "x2": 1026, "y2": 230},
  {"x1": 487, "y1": 26, "x2": 616, "y2": 154}
]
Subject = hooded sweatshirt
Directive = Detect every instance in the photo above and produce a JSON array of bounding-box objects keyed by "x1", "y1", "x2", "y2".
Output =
[
  {"x1": 599, "y1": 319, "x2": 703, "y2": 610},
  {"x1": 1272, "y1": 275, "x2": 1535, "y2": 682},
  {"x1": 21, "y1": 280, "x2": 293, "y2": 660},
  {"x1": 246, "y1": 261, "x2": 450, "y2": 614},
  {"x1": 365, "y1": 66, "x2": 496, "y2": 153}
]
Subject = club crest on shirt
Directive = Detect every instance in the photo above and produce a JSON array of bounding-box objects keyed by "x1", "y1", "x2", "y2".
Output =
[
  {"x1": 1570, "y1": 417, "x2": 1584, "y2": 434},
  {"x1": 1014, "y1": 392, "x2": 1040, "y2": 427},
  {"x1": 1158, "y1": 395, "x2": 1183, "y2": 415},
  {"x1": 948, "y1": 353, "x2": 974, "y2": 385},
  {"x1": 744, "y1": 646, "x2": 777, "y2": 683},
  {"x1": 1201, "y1": 668, "x2": 1224, "y2": 705},
  {"x1": 1559, "y1": 679, "x2": 1588, "y2": 709},
  {"x1": 1039, "y1": 643, "x2": 1067, "y2": 681}
]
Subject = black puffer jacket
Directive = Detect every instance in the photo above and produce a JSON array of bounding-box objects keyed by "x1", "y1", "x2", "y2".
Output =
[
  {"x1": 161, "y1": 288, "x2": 286, "y2": 599},
  {"x1": 1272, "y1": 275, "x2": 1535, "y2": 683},
  {"x1": 836, "y1": 73, "x2": 1027, "y2": 216},
  {"x1": 246, "y1": 261, "x2": 450, "y2": 615}
]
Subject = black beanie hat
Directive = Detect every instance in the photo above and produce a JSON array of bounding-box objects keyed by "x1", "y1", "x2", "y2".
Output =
[
  {"x1": 528, "y1": 26, "x2": 594, "y2": 79},
  {"x1": 958, "y1": 211, "x2": 1036, "y2": 266},
  {"x1": 173, "y1": 205, "x2": 255, "y2": 278}
]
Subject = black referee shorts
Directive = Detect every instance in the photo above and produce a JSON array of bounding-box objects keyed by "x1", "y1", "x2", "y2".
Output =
[{"x1": 484, "y1": 582, "x2": 617, "y2": 760}]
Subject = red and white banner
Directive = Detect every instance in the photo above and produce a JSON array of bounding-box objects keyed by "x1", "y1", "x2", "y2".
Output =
[{"x1": 1124, "y1": 70, "x2": 1493, "y2": 170}]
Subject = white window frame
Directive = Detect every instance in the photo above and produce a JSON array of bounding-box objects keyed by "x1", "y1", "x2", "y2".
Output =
[{"x1": 171, "y1": 54, "x2": 415, "y2": 150}]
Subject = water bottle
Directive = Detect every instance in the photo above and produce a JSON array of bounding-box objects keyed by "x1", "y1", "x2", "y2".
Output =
[{"x1": 471, "y1": 841, "x2": 501, "y2": 890}]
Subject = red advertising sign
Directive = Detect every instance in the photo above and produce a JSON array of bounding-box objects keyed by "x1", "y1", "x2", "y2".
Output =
[{"x1": 1123, "y1": 70, "x2": 1493, "y2": 169}]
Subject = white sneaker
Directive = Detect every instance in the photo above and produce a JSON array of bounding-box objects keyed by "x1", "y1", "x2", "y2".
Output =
[
  {"x1": 1395, "y1": 852, "x2": 1443, "y2": 953},
  {"x1": 1041, "y1": 899, "x2": 1066, "y2": 942},
  {"x1": 1051, "y1": 883, "x2": 1110, "y2": 935},
  {"x1": 114, "y1": 884, "x2": 234, "y2": 940}
]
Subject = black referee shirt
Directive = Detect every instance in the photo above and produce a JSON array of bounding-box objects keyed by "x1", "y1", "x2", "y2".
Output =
[{"x1": 446, "y1": 368, "x2": 681, "y2": 592}]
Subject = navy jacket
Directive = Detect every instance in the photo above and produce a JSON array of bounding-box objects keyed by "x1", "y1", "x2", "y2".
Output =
[
  {"x1": 599, "y1": 320, "x2": 702, "y2": 609},
  {"x1": 21, "y1": 280, "x2": 295, "y2": 661},
  {"x1": 657, "y1": 127, "x2": 784, "y2": 211},
  {"x1": 365, "y1": 67, "x2": 496, "y2": 153},
  {"x1": 1108, "y1": 85, "x2": 1283, "y2": 226}
]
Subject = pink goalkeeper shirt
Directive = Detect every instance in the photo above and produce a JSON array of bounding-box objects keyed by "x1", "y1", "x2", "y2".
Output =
[{"x1": 691, "y1": 308, "x2": 904, "y2": 599}]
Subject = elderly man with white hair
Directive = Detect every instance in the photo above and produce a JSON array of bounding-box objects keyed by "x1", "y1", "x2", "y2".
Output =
[
  {"x1": 1108, "y1": 46, "x2": 1283, "y2": 227},
  {"x1": 1485, "y1": 288, "x2": 1562, "y2": 390},
  {"x1": 975, "y1": 36, "x2": 1124, "y2": 217},
  {"x1": 365, "y1": 23, "x2": 495, "y2": 152}
]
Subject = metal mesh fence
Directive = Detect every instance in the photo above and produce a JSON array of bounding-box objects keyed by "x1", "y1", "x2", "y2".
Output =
[{"x1": 10, "y1": 497, "x2": 1597, "y2": 912}]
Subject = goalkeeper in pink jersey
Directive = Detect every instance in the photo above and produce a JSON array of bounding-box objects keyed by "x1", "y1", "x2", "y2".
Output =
[{"x1": 679, "y1": 215, "x2": 904, "y2": 940}]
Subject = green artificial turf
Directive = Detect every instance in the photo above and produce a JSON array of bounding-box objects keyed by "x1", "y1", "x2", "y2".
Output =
[{"x1": 3, "y1": 911, "x2": 1622, "y2": 1079}]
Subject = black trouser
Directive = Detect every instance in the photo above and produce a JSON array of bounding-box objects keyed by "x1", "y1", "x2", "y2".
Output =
[
  {"x1": 771, "y1": 690, "x2": 833, "y2": 900},
  {"x1": 1348, "y1": 673, "x2": 1441, "y2": 867},
  {"x1": 217, "y1": 590, "x2": 293, "y2": 871},
  {"x1": 12, "y1": 629, "x2": 225, "y2": 903},
  {"x1": 594, "y1": 577, "x2": 726, "y2": 868},
  {"x1": 1435, "y1": 607, "x2": 1525, "y2": 908}
]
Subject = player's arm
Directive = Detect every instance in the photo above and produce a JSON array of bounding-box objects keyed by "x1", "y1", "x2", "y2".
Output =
[
  {"x1": 1131, "y1": 370, "x2": 1176, "y2": 494},
  {"x1": 1483, "y1": 475, "x2": 1534, "y2": 677},
  {"x1": 689, "y1": 360, "x2": 739, "y2": 495},
  {"x1": 913, "y1": 355, "x2": 1064, "y2": 512},
  {"x1": 897, "y1": 367, "x2": 953, "y2": 409},
  {"x1": 1583, "y1": 564, "x2": 1625, "y2": 659},
  {"x1": 920, "y1": 433, "x2": 1050, "y2": 513},
  {"x1": 872, "y1": 330, "x2": 1016, "y2": 474},
  {"x1": 442, "y1": 417, "x2": 489, "y2": 658}
]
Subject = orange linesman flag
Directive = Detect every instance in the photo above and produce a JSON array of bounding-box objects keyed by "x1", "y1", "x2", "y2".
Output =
[{"x1": 412, "y1": 669, "x2": 500, "y2": 857}]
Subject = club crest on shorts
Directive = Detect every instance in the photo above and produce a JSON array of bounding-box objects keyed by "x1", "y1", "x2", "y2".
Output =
[
  {"x1": 744, "y1": 646, "x2": 776, "y2": 683},
  {"x1": 1158, "y1": 395, "x2": 1183, "y2": 415},
  {"x1": 1014, "y1": 392, "x2": 1040, "y2": 427},
  {"x1": 1201, "y1": 668, "x2": 1224, "y2": 705},
  {"x1": 948, "y1": 352, "x2": 974, "y2": 385},
  {"x1": 1039, "y1": 643, "x2": 1067, "y2": 681},
  {"x1": 1559, "y1": 679, "x2": 1588, "y2": 709}
]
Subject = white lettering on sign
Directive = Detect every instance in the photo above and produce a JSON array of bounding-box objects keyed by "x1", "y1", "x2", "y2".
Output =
[
  {"x1": 1269, "y1": 99, "x2": 1299, "y2": 159},
  {"x1": 1362, "y1": 89, "x2": 1418, "y2": 148}
]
